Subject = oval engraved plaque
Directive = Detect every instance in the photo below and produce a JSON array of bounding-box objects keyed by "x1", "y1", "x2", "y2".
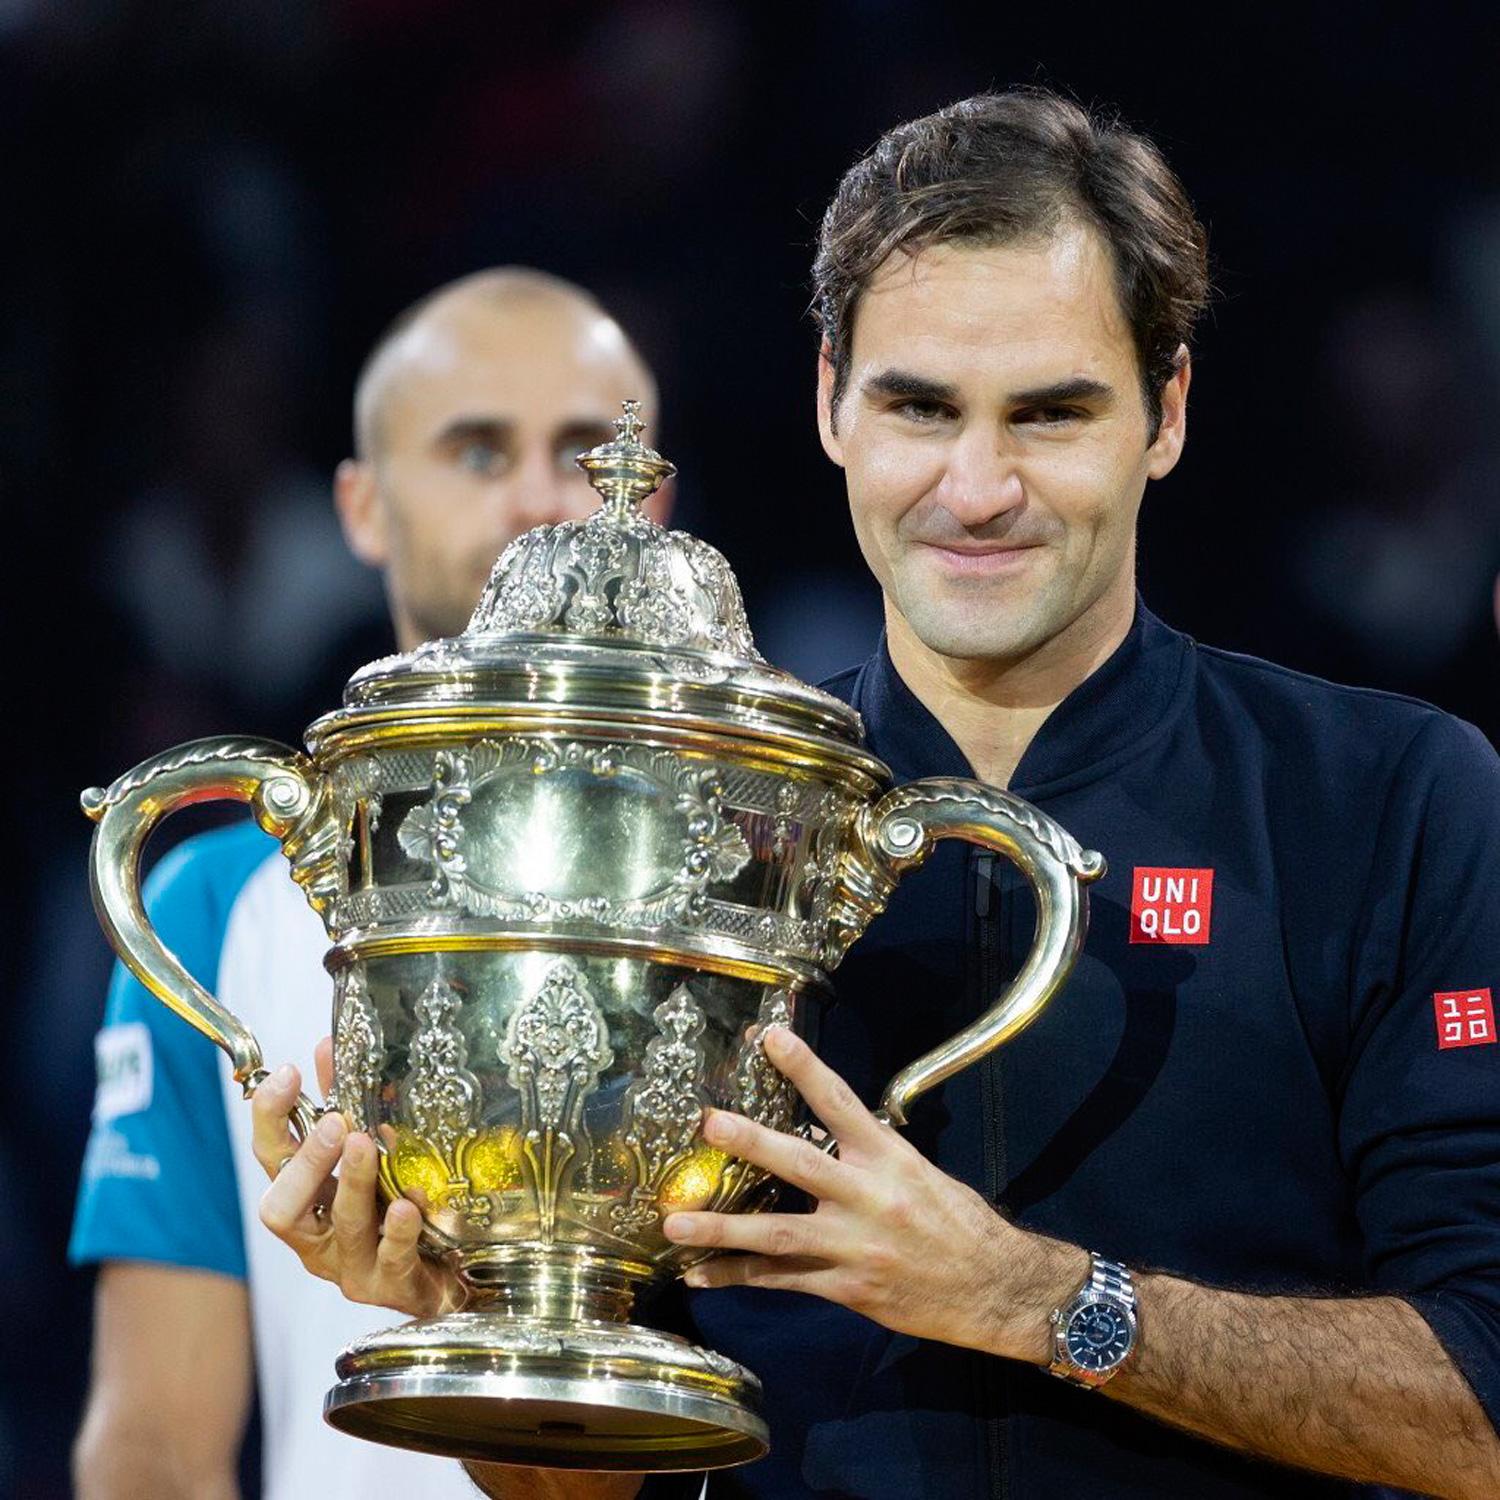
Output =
[
  {"x1": 470, "y1": 763, "x2": 681, "y2": 903},
  {"x1": 397, "y1": 738, "x2": 753, "y2": 927}
]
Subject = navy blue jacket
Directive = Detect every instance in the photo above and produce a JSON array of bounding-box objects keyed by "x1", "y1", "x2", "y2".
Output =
[{"x1": 662, "y1": 603, "x2": 1500, "y2": 1499}]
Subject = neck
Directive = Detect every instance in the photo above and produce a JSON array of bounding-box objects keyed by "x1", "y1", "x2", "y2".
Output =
[
  {"x1": 389, "y1": 589, "x2": 428, "y2": 653},
  {"x1": 885, "y1": 573, "x2": 1135, "y2": 787}
]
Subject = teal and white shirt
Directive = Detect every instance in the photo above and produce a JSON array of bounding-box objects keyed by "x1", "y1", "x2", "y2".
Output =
[{"x1": 70, "y1": 821, "x2": 475, "y2": 1498}]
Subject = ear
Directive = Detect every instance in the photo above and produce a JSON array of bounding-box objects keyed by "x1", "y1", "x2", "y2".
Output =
[
  {"x1": 1145, "y1": 346, "x2": 1191, "y2": 481},
  {"x1": 333, "y1": 458, "x2": 390, "y2": 568},
  {"x1": 643, "y1": 474, "x2": 675, "y2": 527},
  {"x1": 816, "y1": 341, "x2": 846, "y2": 467}
]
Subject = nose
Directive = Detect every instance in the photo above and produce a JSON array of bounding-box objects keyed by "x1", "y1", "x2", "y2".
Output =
[
  {"x1": 931, "y1": 426, "x2": 1026, "y2": 527},
  {"x1": 500, "y1": 444, "x2": 575, "y2": 530}
]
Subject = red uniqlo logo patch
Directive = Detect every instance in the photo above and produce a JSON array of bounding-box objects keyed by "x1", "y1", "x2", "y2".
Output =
[
  {"x1": 1434, "y1": 990, "x2": 1496, "y2": 1050},
  {"x1": 1129, "y1": 867, "x2": 1214, "y2": 945}
]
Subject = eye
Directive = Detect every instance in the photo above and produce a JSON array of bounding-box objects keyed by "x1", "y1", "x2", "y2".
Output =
[
  {"x1": 551, "y1": 424, "x2": 617, "y2": 474},
  {"x1": 895, "y1": 399, "x2": 954, "y2": 425},
  {"x1": 457, "y1": 440, "x2": 509, "y2": 477},
  {"x1": 555, "y1": 437, "x2": 610, "y2": 472},
  {"x1": 1016, "y1": 406, "x2": 1081, "y2": 427}
]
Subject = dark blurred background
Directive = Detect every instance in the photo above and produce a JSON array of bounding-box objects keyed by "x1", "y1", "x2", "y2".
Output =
[{"x1": 5, "y1": 2, "x2": 1500, "y2": 1494}]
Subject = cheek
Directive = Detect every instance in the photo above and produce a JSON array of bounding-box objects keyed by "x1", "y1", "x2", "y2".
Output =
[
  {"x1": 846, "y1": 432, "x2": 944, "y2": 529},
  {"x1": 1030, "y1": 442, "x2": 1143, "y2": 552},
  {"x1": 386, "y1": 483, "x2": 484, "y2": 570}
]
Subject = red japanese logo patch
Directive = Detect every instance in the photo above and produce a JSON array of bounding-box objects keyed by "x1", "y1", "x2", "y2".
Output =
[
  {"x1": 1129, "y1": 867, "x2": 1214, "y2": 945},
  {"x1": 1434, "y1": 990, "x2": 1496, "y2": 1050}
]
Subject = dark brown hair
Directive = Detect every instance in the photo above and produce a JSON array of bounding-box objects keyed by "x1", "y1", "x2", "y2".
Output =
[{"x1": 812, "y1": 88, "x2": 1210, "y2": 435}]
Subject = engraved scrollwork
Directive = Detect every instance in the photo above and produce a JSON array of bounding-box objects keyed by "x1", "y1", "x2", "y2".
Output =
[
  {"x1": 330, "y1": 965, "x2": 384, "y2": 1125},
  {"x1": 335, "y1": 754, "x2": 385, "y2": 853},
  {"x1": 84, "y1": 736, "x2": 288, "y2": 813},
  {"x1": 332, "y1": 786, "x2": 359, "y2": 871},
  {"x1": 810, "y1": 806, "x2": 878, "y2": 968},
  {"x1": 873, "y1": 781, "x2": 1101, "y2": 879},
  {"x1": 395, "y1": 749, "x2": 475, "y2": 905},
  {"x1": 613, "y1": 986, "x2": 707, "y2": 1231},
  {"x1": 327, "y1": 886, "x2": 820, "y2": 963},
  {"x1": 499, "y1": 960, "x2": 613, "y2": 1239},
  {"x1": 680, "y1": 534, "x2": 763, "y2": 660},
  {"x1": 564, "y1": 525, "x2": 630, "y2": 633},
  {"x1": 614, "y1": 534, "x2": 694, "y2": 646},
  {"x1": 470, "y1": 531, "x2": 568, "y2": 633},
  {"x1": 771, "y1": 779, "x2": 802, "y2": 860}
]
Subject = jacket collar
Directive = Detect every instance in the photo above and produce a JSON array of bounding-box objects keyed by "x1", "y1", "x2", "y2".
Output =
[{"x1": 846, "y1": 598, "x2": 1193, "y2": 796}]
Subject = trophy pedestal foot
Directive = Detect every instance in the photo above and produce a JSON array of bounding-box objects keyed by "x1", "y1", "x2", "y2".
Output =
[{"x1": 323, "y1": 1314, "x2": 768, "y2": 1471}]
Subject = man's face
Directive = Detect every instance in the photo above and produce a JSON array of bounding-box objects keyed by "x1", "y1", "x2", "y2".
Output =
[
  {"x1": 818, "y1": 224, "x2": 1186, "y2": 667},
  {"x1": 350, "y1": 294, "x2": 660, "y2": 644}
]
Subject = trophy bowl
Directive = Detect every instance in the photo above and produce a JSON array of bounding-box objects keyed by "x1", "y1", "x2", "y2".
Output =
[{"x1": 83, "y1": 404, "x2": 1104, "y2": 1471}]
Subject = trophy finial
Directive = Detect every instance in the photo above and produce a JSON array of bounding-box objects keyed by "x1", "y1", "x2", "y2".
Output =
[
  {"x1": 576, "y1": 399, "x2": 676, "y2": 520},
  {"x1": 616, "y1": 399, "x2": 646, "y2": 446}
]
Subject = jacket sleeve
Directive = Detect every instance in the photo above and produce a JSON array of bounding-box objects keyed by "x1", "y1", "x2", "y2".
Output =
[{"x1": 1339, "y1": 712, "x2": 1500, "y2": 1435}]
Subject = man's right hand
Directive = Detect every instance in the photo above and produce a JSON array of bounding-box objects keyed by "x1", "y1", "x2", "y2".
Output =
[
  {"x1": 250, "y1": 1038, "x2": 460, "y2": 1318},
  {"x1": 251, "y1": 1041, "x2": 654, "y2": 1500}
]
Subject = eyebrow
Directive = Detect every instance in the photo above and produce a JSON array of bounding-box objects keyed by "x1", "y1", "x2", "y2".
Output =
[
  {"x1": 433, "y1": 416, "x2": 513, "y2": 449},
  {"x1": 1008, "y1": 376, "x2": 1115, "y2": 407},
  {"x1": 862, "y1": 369, "x2": 1115, "y2": 408},
  {"x1": 864, "y1": 369, "x2": 960, "y2": 404},
  {"x1": 431, "y1": 416, "x2": 619, "y2": 452},
  {"x1": 551, "y1": 418, "x2": 618, "y2": 450}
]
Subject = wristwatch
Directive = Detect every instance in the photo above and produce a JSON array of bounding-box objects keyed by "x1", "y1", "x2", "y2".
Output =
[{"x1": 1047, "y1": 1252, "x2": 1139, "y2": 1388}]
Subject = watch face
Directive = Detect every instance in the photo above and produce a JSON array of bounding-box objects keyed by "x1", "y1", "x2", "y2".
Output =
[{"x1": 1065, "y1": 1301, "x2": 1133, "y2": 1372}]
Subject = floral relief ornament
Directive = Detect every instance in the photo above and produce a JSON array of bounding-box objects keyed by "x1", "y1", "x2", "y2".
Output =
[
  {"x1": 614, "y1": 985, "x2": 708, "y2": 1229},
  {"x1": 331, "y1": 965, "x2": 384, "y2": 1123},
  {"x1": 401, "y1": 970, "x2": 481, "y2": 1167},
  {"x1": 498, "y1": 959, "x2": 614, "y2": 1239}
]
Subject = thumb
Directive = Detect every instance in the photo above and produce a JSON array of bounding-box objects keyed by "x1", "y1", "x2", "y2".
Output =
[{"x1": 315, "y1": 1035, "x2": 335, "y2": 1099}]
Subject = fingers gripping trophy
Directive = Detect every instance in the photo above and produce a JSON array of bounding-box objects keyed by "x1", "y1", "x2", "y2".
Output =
[{"x1": 83, "y1": 403, "x2": 1105, "y2": 1472}]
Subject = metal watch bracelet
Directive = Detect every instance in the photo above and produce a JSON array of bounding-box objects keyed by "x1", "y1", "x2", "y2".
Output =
[{"x1": 1047, "y1": 1252, "x2": 1139, "y2": 1389}]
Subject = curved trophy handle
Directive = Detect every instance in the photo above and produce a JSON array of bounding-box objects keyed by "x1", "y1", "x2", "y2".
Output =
[
  {"x1": 826, "y1": 778, "x2": 1105, "y2": 1130},
  {"x1": 80, "y1": 736, "x2": 345, "y2": 1136}
]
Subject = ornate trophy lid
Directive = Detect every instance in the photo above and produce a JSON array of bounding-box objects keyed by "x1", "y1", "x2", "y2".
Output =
[
  {"x1": 318, "y1": 403, "x2": 871, "y2": 760},
  {"x1": 465, "y1": 401, "x2": 761, "y2": 659}
]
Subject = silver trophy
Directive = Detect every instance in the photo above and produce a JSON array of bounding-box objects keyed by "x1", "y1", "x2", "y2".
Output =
[{"x1": 83, "y1": 403, "x2": 1104, "y2": 1472}]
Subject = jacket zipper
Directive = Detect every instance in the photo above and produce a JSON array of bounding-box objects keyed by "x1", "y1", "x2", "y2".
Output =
[{"x1": 973, "y1": 852, "x2": 1009, "y2": 1500}]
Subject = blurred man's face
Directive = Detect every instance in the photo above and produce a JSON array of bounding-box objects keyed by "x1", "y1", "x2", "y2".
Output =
[
  {"x1": 342, "y1": 292, "x2": 662, "y2": 647},
  {"x1": 817, "y1": 224, "x2": 1186, "y2": 670}
]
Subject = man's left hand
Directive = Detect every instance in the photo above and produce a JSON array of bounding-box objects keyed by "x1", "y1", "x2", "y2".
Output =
[{"x1": 662, "y1": 1027, "x2": 1085, "y2": 1363}]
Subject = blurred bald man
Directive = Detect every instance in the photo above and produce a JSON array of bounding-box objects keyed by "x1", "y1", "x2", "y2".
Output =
[{"x1": 69, "y1": 269, "x2": 666, "y2": 1500}]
